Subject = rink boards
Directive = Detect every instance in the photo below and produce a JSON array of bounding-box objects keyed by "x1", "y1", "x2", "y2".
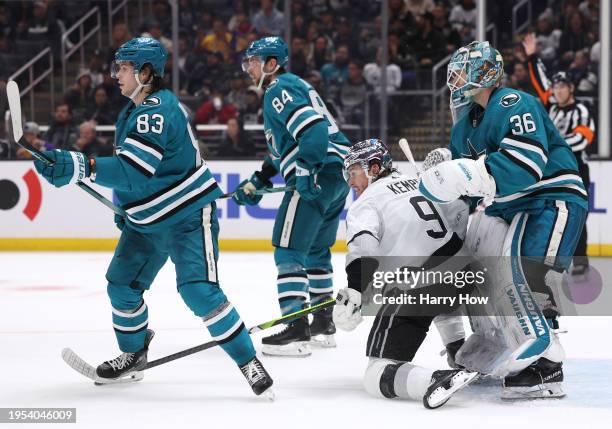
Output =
[{"x1": 0, "y1": 160, "x2": 610, "y2": 255}]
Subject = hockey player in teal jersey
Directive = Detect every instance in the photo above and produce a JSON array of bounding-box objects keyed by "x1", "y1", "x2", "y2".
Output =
[
  {"x1": 33, "y1": 37, "x2": 273, "y2": 396},
  {"x1": 418, "y1": 41, "x2": 587, "y2": 399},
  {"x1": 232, "y1": 37, "x2": 351, "y2": 356}
]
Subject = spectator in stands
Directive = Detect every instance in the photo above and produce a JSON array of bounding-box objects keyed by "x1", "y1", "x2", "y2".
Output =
[
  {"x1": 364, "y1": 47, "x2": 402, "y2": 93},
  {"x1": 389, "y1": 0, "x2": 415, "y2": 31},
  {"x1": 559, "y1": 11, "x2": 590, "y2": 65},
  {"x1": 217, "y1": 117, "x2": 256, "y2": 158},
  {"x1": 578, "y1": 0, "x2": 598, "y2": 23},
  {"x1": 17, "y1": 1, "x2": 61, "y2": 53},
  {"x1": 194, "y1": 51, "x2": 230, "y2": 96},
  {"x1": 45, "y1": 103, "x2": 78, "y2": 151},
  {"x1": 228, "y1": 0, "x2": 249, "y2": 31},
  {"x1": 107, "y1": 22, "x2": 132, "y2": 66},
  {"x1": 319, "y1": 10, "x2": 335, "y2": 38},
  {"x1": 141, "y1": 0, "x2": 171, "y2": 35},
  {"x1": 0, "y1": 5, "x2": 16, "y2": 40},
  {"x1": 16, "y1": 122, "x2": 47, "y2": 160},
  {"x1": 405, "y1": 0, "x2": 435, "y2": 17},
  {"x1": 333, "y1": 17, "x2": 359, "y2": 56},
  {"x1": 358, "y1": 20, "x2": 381, "y2": 64},
  {"x1": 290, "y1": 37, "x2": 309, "y2": 78},
  {"x1": 340, "y1": 59, "x2": 368, "y2": 124},
  {"x1": 508, "y1": 62, "x2": 533, "y2": 94},
  {"x1": 292, "y1": 14, "x2": 308, "y2": 39},
  {"x1": 177, "y1": 35, "x2": 200, "y2": 94},
  {"x1": 409, "y1": 12, "x2": 446, "y2": 69},
  {"x1": 178, "y1": 0, "x2": 198, "y2": 32},
  {"x1": 252, "y1": 0, "x2": 284, "y2": 37},
  {"x1": 309, "y1": 35, "x2": 333, "y2": 71},
  {"x1": 200, "y1": 18, "x2": 233, "y2": 62},
  {"x1": 75, "y1": 121, "x2": 111, "y2": 157},
  {"x1": 0, "y1": 34, "x2": 10, "y2": 55},
  {"x1": 142, "y1": 20, "x2": 173, "y2": 54},
  {"x1": 534, "y1": 10, "x2": 562, "y2": 65},
  {"x1": 64, "y1": 69, "x2": 95, "y2": 120},
  {"x1": 432, "y1": 3, "x2": 461, "y2": 53},
  {"x1": 228, "y1": 71, "x2": 248, "y2": 112},
  {"x1": 321, "y1": 44, "x2": 350, "y2": 100},
  {"x1": 195, "y1": 89, "x2": 237, "y2": 125},
  {"x1": 196, "y1": 10, "x2": 215, "y2": 37},
  {"x1": 568, "y1": 49, "x2": 598, "y2": 93},
  {"x1": 85, "y1": 49, "x2": 106, "y2": 88},
  {"x1": 449, "y1": 0, "x2": 477, "y2": 45},
  {"x1": 240, "y1": 86, "x2": 263, "y2": 125},
  {"x1": 85, "y1": 86, "x2": 117, "y2": 126}
]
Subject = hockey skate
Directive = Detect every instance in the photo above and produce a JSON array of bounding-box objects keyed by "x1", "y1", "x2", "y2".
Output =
[
  {"x1": 423, "y1": 369, "x2": 480, "y2": 409},
  {"x1": 95, "y1": 329, "x2": 154, "y2": 385},
  {"x1": 239, "y1": 356, "x2": 275, "y2": 400},
  {"x1": 444, "y1": 338, "x2": 465, "y2": 369},
  {"x1": 502, "y1": 358, "x2": 565, "y2": 400},
  {"x1": 309, "y1": 306, "x2": 336, "y2": 348},
  {"x1": 262, "y1": 317, "x2": 311, "y2": 357}
]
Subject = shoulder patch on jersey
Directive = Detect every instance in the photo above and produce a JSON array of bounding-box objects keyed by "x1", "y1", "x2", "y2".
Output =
[
  {"x1": 500, "y1": 92, "x2": 521, "y2": 108},
  {"x1": 142, "y1": 96, "x2": 161, "y2": 106}
]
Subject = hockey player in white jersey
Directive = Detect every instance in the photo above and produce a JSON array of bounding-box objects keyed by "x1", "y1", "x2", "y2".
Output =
[{"x1": 333, "y1": 139, "x2": 478, "y2": 409}]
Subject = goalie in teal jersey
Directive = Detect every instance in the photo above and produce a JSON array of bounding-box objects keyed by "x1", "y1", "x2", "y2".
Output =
[
  {"x1": 233, "y1": 37, "x2": 351, "y2": 356},
  {"x1": 32, "y1": 37, "x2": 273, "y2": 396},
  {"x1": 418, "y1": 41, "x2": 587, "y2": 399}
]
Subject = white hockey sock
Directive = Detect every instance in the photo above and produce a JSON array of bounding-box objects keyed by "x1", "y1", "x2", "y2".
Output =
[{"x1": 394, "y1": 363, "x2": 434, "y2": 400}]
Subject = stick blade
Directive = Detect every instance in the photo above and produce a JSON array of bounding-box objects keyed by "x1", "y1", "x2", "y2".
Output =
[{"x1": 6, "y1": 80, "x2": 23, "y2": 142}]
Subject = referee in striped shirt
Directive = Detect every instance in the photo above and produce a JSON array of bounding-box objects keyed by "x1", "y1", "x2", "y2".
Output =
[{"x1": 523, "y1": 33, "x2": 595, "y2": 275}]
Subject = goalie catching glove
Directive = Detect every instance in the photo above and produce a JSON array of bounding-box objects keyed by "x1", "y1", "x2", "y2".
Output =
[
  {"x1": 333, "y1": 288, "x2": 363, "y2": 331},
  {"x1": 418, "y1": 155, "x2": 496, "y2": 204},
  {"x1": 34, "y1": 149, "x2": 91, "y2": 187}
]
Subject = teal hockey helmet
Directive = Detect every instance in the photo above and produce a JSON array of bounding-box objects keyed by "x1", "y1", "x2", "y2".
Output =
[
  {"x1": 447, "y1": 41, "x2": 504, "y2": 122},
  {"x1": 242, "y1": 36, "x2": 289, "y2": 71},
  {"x1": 112, "y1": 37, "x2": 168, "y2": 78}
]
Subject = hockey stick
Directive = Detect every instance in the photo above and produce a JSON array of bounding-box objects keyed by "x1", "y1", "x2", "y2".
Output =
[
  {"x1": 398, "y1": 138, "x2": 421, "y2": 175},
  {"x1": 61, "y1": 297, "x2": 336, "y2": 381},
  {"x1": 6, "y1": 81, "x2": 126, "y2": 217},
  {"x1": 218, "y1": 185, "x2": 295, "y2": 200}
]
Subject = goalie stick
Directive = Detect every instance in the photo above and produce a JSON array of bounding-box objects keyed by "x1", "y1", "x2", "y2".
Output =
[
  {"x1": 62, "y1": 297, "x2": 336, "y2": 383},
  {"x1": 6, "y1": 81, "x2": 126, "y2": 216}
]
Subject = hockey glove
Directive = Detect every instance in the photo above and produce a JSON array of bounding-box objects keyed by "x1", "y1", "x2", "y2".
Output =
[
  {"x1": 422, "y1": 148, "x2": 452, "y2": 171},
  {"x1": 333, "y1": 288, "x2": 363, "y2": 331},
  {"x1": 33, "y1": 149, "x2": 90, "y2": 188},
  {"x1": 232, "y1": 171, "x2": 272, "y2": 206},
  {"x1": 418, "y1": 156, "x2": 496, "y2": 204},
  {"x1": 295, "y1": 160, "x2": 321, "y2": 201}
]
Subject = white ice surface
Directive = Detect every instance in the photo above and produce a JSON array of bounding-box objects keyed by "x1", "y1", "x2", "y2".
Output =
[{"x1": 1, "y1": 252, "x2": 611, "y2": 429}]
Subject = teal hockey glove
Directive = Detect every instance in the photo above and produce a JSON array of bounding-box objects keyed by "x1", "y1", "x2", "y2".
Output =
[
  {"x1": 33, "y1": 149, "x2": 90, "y2": 188},
  {"x1": 295, "y1": 160, "x2": 321, "y2": 201},
  {"x1": 232, "y1": 171, "x2": 272, "y2": 206}
]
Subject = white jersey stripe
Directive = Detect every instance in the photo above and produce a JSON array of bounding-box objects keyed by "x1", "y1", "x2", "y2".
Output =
[
  {"x1": 118, "y1": 150, "x2": 156, "y2": 175},
  {"x1": 292, "y1": 114, "x2": 324, "y2": 140},
  {"x1": 286, "y1": 106, "x2": 315, "y2": 130},
  {"x1": 125, "y1": 137, "x2": 164, "y2": 160}
]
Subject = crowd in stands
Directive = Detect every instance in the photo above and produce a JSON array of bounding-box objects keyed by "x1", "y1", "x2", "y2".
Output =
[{"x1": 0, "y1": 0, "x2": 604, "y2": 160}]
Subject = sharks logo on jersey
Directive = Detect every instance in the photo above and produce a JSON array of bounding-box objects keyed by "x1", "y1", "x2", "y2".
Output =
[{"x1": 500, "y1": 93, "x2": 521, "y2": 107}]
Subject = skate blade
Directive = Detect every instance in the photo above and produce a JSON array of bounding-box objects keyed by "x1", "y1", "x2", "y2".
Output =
[
  {"x1": 501, "y1": 382, "x2": 565, "y2": 400},
  {"x1": 309, "y1": 334, "x2": 336, "y2": 348},
  {"x1": 424, "y1": 371, "x2": 480, "y2": 409},
  {"x1": 262, "y1": 388, "x2": 276, "y2": 401},
  {"x1": 262, "y1": 342, "x2": 311, "y2": 357},
  {"x1": 94, "y1": 371, "x2": 144, "y2": 385}
]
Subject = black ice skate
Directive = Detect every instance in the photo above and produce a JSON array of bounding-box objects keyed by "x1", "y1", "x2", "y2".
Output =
[
  {"x1": 262, "y1": 316, "x2": 311, "y2": 357},
  {"x1": 502, "y1": 358, "x2": 565, "y2": 400},
  {"x1": 423, "y1": 369, "x2": 479, "y2": 409},
  {"x1": 445, "y1": 338, "x2": 465, "y2": 369},
  {"x1": 309, "y1": 305, "x2": 336, "y2": 348},
  {"x1": 95, "y1": 329, "x2": 154, "y2": 384},
  {"x1": 239, "y1": 356, "x2": 275, "y2": 400},
  {"x1": 571, "y1": 263, "x2": 589, "y2": 277}
]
